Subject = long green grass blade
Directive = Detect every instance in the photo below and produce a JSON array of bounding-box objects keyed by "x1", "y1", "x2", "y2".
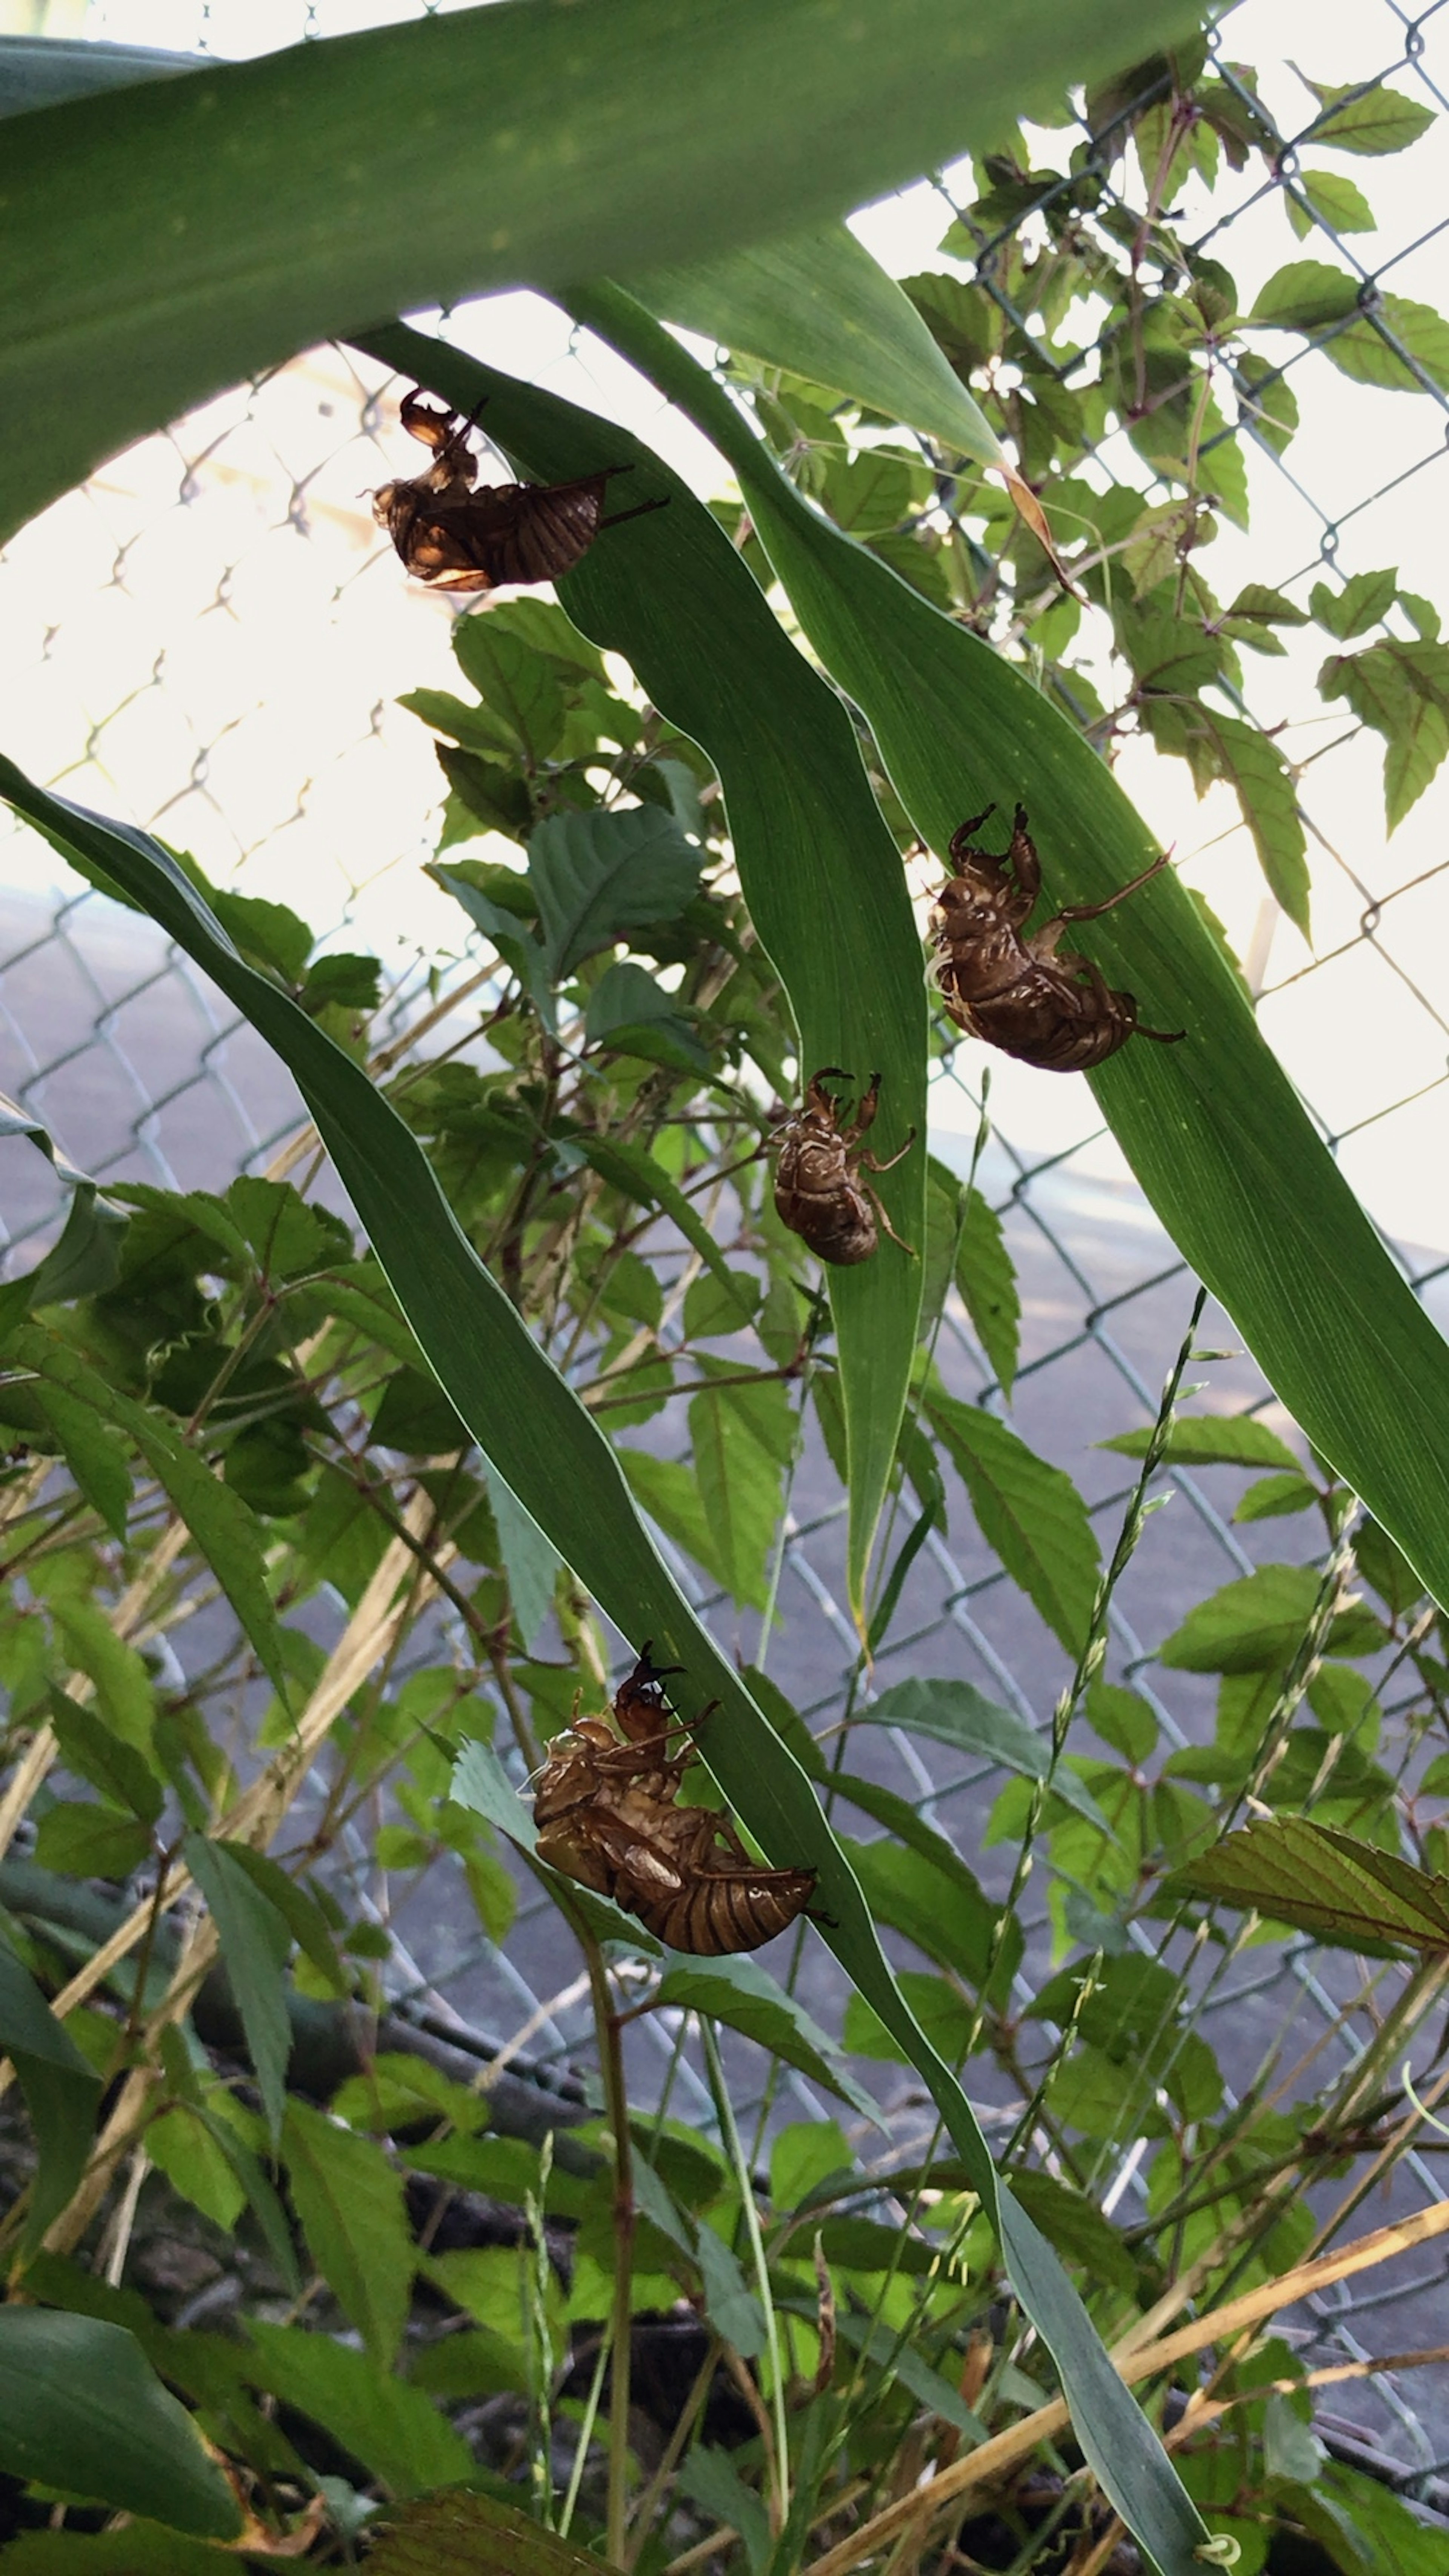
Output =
[
  {"x1": 0, "y1": 761, "x2": 1208, "y2": 2575},
  {"x1": 630, "y1": 223, "x2": 1004, "y2": 463},
  {"x1": 0, "y1": 0, "x2": 1199, "y2": 545},
  {"x1": 574, "y1": 283, "x2": 1449, "y2": 1624},
  {"x1": 358, "y1": 319, "x2": 925, "y2": 1612}
]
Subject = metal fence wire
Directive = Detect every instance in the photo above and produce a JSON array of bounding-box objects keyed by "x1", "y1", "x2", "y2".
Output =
[{"x1": 4, "y1": 0, "x2": 1449, "y2": 2511}]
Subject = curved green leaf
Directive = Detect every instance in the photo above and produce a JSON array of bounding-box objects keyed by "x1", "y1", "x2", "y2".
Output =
[
  {"x1": 0, "y1": 767, "x2": 1211, "y2": 2574},
  {"x1": 573, "y1": 284, "x2": 1449, "y2": 1629},
  {"x1": 0, "y1": 0, "x2": 1201, "y2": 544},
  {"x1": 356, "y1": 320, "x2": 926, "y2": 1609},
  {"x1": 0, "y1": 2311, "x2": 242, "y2": 2538},
  {"x1": 631, "y1": 221, "x2": 1004, "y2": 464}
]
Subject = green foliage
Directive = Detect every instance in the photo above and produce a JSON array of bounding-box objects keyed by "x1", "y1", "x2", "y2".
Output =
[{"x1": 1, "y1": 17, "x2": 1446, "y2": 2576}]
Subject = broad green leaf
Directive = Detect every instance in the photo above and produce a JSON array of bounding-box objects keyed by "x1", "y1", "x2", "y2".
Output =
[
  {"x1": 48, "y1": 1594, "x2": 154, "y2": 1754},
  {"x1": 617, "y1": 1447, "x2": 732, "y2": 1602},
  {"x1": 203, "y1": 1842, "x2": 345, "y2": 1992},
  {"x1": 5, "y1": 1324, "x2": 288, "y2": 1701},
  {"x1": 145, "y1": 2108, "x2": 245, "y2": 2236},
  {"x1": 688, "y1": 1383, "x2": 783, "y2": 1610},
  {"x1": 46, "y1": 1683, "x2": 163, "y2": 1825},
  {"x1": 431, "y1": 866, "x2": 558, "y2": 1027},
  {"x1": 1233, "y1": 1470, "x2": 1318, "y2": 1523},
  {"x1": 633, "y1": 221, "x2": 1004, "y2": 464},
  {"x1": 528, "y1": 804, "x2": 702, "y2": 980},
  {"x1": 841, "y1": 1833, "x2": 1001, "y2": 1987},
  {"x1": 854, "y1": 1676, "x2": 1111, "y2": 1832},
  {"x1": 585, "y1": 959, "x2": 710, "y2": 1071},
  {"x1": 844, "y1": 1967, "x2": 977, "y2": 2066},
  {"x1": 0, "y1": 2311, "x2": 241, "y2": 2538},
  {"x1": 1169, "y1": 1818, "x2": 1449, "y2": 1951},
  {"x1": 26, "y1": 1378, "x2": 133, "y2": 1542},
  {"x1": 448, "y1": 619, "x2": 565, "y2": 764},
  {"x1": 955, "y1": 1186, "x2": 1021, "y2": 1396},
  {"x1": 1299, "y1": 75, "x2": 1437, "y2": 157},
  {"x1": 0, "y1": 0, "x2": 1204, "y2": 544},
  {"x1": 1319, "y1": 637, "x2": 1449, "y2": 827},
  {"x1": 0, "y1": 716, "x2": 1205, "y2": 2570},
  {"x1": 556, "y1": 289, "x2": 1449, "y2": 1661},
  {"x1": 1160, "y1": 706, "x2": 1309, "y2": 934},
  {"x1": 1323, "y1": 294, "x2": 1449, "y2": 396},
  {"x1": 770, "y1": 2118, "x2": 852, "y2": 2210},
  {"x1": 368, "y1": 2491, "x2": 626, "y2": 2576},
  {"x1": 1156, "y1": 1564, "x2": 1376, "y2": 1673},
  {"x1": 182, "y1": 1834, "x2": 292, "y2": 2144},
  {"x1": 1309, "y1": 569, "x2": 1398, "y2": 640},
  {"x1": 0, "y1": 1926, "x2": 103, "y2": 2256},
  {"x1": 654, "y1": 1951, "x2": 883, "y2": 2123},
  {"x1": 924, "y1": 1389, "x2": 1102, "y2": 1656},
  {"x1": 1285, "y1": 168, "x2": 1375, "y2": 238},
  {"x1": 1101, "y1": 1416, "x2": 1300, "y2": 1472},
  {"x1": 282, "y1": 2100, "x2": 414, "y2": 2369},
  {"x1": 1247, "y1": 260, "x2": 1359, "y2": 331},
  {"x1": 32, "y1": 1804, "x2": 151, "y2": 1881},
  {"x1": 242, "y1": 2319, "x2": 472, "y2": 2498}
]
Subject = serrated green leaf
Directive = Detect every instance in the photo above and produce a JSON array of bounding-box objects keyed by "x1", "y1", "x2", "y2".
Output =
[
  {"x1": 654, "y1": 1952, "x2": 882, "y2": 2124},
  {"x1": 854, "y1": 1675, "x2": 1111, "y2": 1832},
  {"x1": 44, "y1": 1684, "x2": 163, "y2": 1824},
  {"x1": 1285, "y1": 166, "x2": 1376, "y2": 237},
  {"x1": 1234, "y1": 353, "x2": 1299, "y2": 454},
  {"x1": 528, "y1": 804, "x2": 702, "y2": 980},
  {"x1": 1169, "y1": 1817, "x2": 1449, "y2": 1950},
  {"x1": 923, "y1": 1391, "x2": 1101, "y2": 1655},
  {"x1": 1232, "y1": 1471, "x2": 1319, "y2": 1523},
  {"x1": 1102, "y1": 1415, "x2": 1300, "y2": 1472},
  {"x1": 1319, "y1": 637, "x2": 1449, "y2": 827},
  {"x1": 33, "y1": 1804, "x2": 151, "y2": 1881},
  {"x1": 584, "y1": 959, "x2": 710, "y2": 1070},
  {"x1": 688, "y1": 1385, "x2": 782, "y2": 1612},
  {"x1": 1300, "y1": 74, "x2": 1436, "y2": 157},
  {"x1": 955, "y1": 1187, "x2": 1020, "y2": 1396},
  {"x1": 1248, "y1": 259, "x2": 1359, "y2": 331},
  {"x1": 0, "y1": 2312, "x2": 240, "y2": 2538},
  {"x1": 448, "y1": 618, "x2": 564, "y2": 764},
  {"x1": 1326, "y1": 292, "x2": 1449, "y2": 396},
  {"x1": 282, "y1": 2101, "x2": 413, "y2": 2369},
  {"x1": 1156, "y1": 1563, "x2": 1359, "y2": 1673},
  {"x1": 243, "y1": 2319, "x2": 472, "y2": 2499},
  {"x1": 182, "y1": 1835, "x2": 292, "y2": 2144},
  {"x1": 1309, "y1": 568, "x2": 1398, "y2": 640}
]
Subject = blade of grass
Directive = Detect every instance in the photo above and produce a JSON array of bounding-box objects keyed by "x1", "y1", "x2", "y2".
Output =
[
  {"x1": 572, "y1": 281, "x2": 1449, "y2": 1626},
  {"x1": 0, "y1": 0, "x2": 1200, "y2": 544},
  {"x1": 0, "y1": 764, "x2": 1208, "y2": 2576}
]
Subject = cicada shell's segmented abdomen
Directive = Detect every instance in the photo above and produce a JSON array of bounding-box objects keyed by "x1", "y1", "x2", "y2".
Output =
[{"x1": 928, "y1": 803, "x2": 1186, "y2": 1071}]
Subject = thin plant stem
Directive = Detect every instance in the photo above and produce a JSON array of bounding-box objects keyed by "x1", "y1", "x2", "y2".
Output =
[
  {"x1": 583, "y1": 1929, "x2": 634, "y2": 2567},
  {"x1": 700, "y1": 2016, "x2": 789, "y2": 2529}
]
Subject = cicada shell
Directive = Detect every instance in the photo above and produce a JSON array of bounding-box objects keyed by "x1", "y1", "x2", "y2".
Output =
[
  {"x1": 929, "y1": 803, "x2": 1185, "y2": 1071},
  {"x1": 772, "y1": 1068, "x2": 916, "y2": 1266},
  {"x1": 372, "y1": 388, "x2": 667, "y2": 593},
  {"x1": 531, "y1": 1649, "x2": 818, "y2": 1953}
]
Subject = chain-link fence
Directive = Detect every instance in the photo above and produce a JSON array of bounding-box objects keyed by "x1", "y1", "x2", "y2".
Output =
[{"x1": 4, "y1": 0, "x2": 1449, "y2": 2509}]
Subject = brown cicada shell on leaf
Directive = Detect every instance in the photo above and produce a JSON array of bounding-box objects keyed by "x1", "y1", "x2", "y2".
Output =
[
  {"x1": 372, "y1": 388, "x2": 668, "y2": 593},
  {"x1": 929, "y1": 803, "x2": 1185, "y2": 1072},
  {"x1": 531, "y1": 1647, "x2": 818, "y2": 1953},
  {"x1": 772, "y1": 1068, "x2": 916, "y2": 1266}
]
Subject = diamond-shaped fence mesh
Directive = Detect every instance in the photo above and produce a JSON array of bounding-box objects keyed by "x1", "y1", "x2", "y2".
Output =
[{"x1": 4, "y1": 0, "x2": 1449, "y2": 2504}]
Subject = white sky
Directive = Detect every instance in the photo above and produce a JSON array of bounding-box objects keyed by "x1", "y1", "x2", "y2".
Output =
[{"x1": 2, "y1": 0, "x2": 1447, "y2": 1251}]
